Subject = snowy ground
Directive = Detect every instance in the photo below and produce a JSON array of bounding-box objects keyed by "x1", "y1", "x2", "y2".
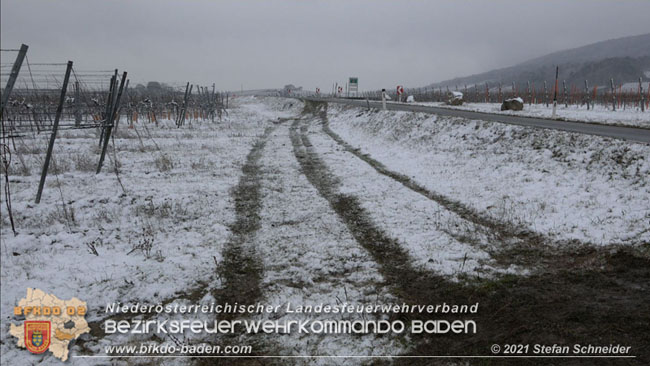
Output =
[
  {"x1": 409, "y1": 101, "x2": 650, "y2": 128},
  {"x1": 2, "y1": 97, "x2": 649, "y2": 365},
  {"x1": 253, "y1": 120, "x2": 404, "y2": 362},
  {"x1": 0, "y1": 97, "x2": 300, "y2": 365},
  {"x1": 326, "y1": 104, "x2": 650, "y2": 246},
  {"x1": 303, "y1": 119, "x2": 525, "y2": 277}
]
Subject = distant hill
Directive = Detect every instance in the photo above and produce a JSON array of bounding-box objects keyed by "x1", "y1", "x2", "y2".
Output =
[{"x1": 430, "y1": 33, "x2": 650, "y2": 89}]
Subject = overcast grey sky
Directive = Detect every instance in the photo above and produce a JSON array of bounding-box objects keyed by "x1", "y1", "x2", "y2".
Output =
[{"x1": 2, "y1": 0, "x2": 649, "y2": 91}]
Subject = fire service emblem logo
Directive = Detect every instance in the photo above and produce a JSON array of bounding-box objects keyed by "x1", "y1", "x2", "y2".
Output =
[{"x1": 24, "y1": 321, "x2": 51, "y2": 354}]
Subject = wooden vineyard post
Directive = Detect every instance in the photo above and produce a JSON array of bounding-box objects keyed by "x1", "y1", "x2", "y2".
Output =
[
  {"x1": 1, "y1": 44, "x2": 28, "y2": 125},
  {"x1": 99, "y1": 72, "x2": 117, "y2": 146},
  {"x1": 74, "y1": 81, "x2": 82, "y2": 126},
  {"x1": 211, "y1": 83, "x2": 216, "y2": 121},
  {"x1": 498, "y1": 82, "x2": 502, "y2": 103},
  {"x1": 552, "y1": 66, "x2": 559, "y2": 118},
  {"x1": 176, "y1": 82, "x2": 189, "y2": 127},
  {"x1": 639, "y1": 78, "x2": 645, "y2": 112},
  {"x1": 0, "y1": 44, "x2": 27, "y2": 233},
  {"x1": 532, "y1": 82, "x2": 535, "y2": 104},
  {"x1": 184, "y1": 85, "x2": 193, "y2": 126},
  {"x1": 611, "y1": 79, "x2": 616, "y2": 111},
  {"x1": 36, "y1": 61, "x2": 73, "y2": 204},
  {"x1": 96, "y1": 71, "x2": 127, "y2": 174},
  {"x1": 584, "y1": 80, "x2": 590, "y2": 110},
  {"x1": 114, "y1": 79, "x2": 128, "y2": 131},
  {"x1": 177, "y1": 82, "x2": 192, "y2": 127}
]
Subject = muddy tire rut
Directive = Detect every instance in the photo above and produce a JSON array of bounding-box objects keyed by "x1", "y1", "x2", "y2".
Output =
[
  {"x1": 311, "y1": 101, "x2": 637, "y2": 274},
  {"x1": 194, "y1": 126, "x2": 278, "y2": 366},
  {"x1": 215, "y1": 126, "x2": 276, "y2": 308},
  {"x1": 291, "y1": 103, "x2": 650, "y2": 365}
]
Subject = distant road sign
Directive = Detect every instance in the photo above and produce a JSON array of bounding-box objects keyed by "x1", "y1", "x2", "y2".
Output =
[
  {"x1": 349, "y1": 77, "x2": 358, "y2": 93},
  {"x1": 396, "y1": 85, "x2": 404, "y2": 95}
]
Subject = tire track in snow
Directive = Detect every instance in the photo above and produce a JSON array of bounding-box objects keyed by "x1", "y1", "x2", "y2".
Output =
[
  {"x1": 254, "y1": 120, "x2": 402, "y2": 363},
  {"x1": 294, "y1": 102, "x2": 650, "y2": 365},
  {"x1": 194, "y1": 126, "x2": 277, "y2": 365},
  {"x1": 214, "y1": 126, "x2": 276, "y2": 307},
  {"x1": 74, "y1": 124, "x2": 275, "y2": 362},
  {"x1": 81, "y1": 127, "x2": 276, "y2": 363},
  {"x1": 290, "y1": 116, "x2": 442, "y2": 304},
  {"x1": 317, "y1": 103, "x2": 540, "y2": 245},
  {"x1": 312, "y1": 101, "x2": 607, "y2": 271},
  {"x1": 288, "y1": 114, "x2": 482, "y2": 362}
]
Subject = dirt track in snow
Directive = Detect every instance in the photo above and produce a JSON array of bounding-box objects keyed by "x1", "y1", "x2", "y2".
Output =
[
  {"x1": 47, "y1": 99, "x2": 650, "y2": 365},
  {"x1": 283, "y1": 101, "x2": 650, "y2": 365},
  {"x1": 189, "y1": 101, "x2": 650, "y2": 365}
]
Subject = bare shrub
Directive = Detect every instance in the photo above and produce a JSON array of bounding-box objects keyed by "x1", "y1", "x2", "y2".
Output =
[
  {"x1": 134, "y1": 198, "x2": 196, "y2": 223},
  {"x1": 191, "y1": 157, "x2": 214, "y2": 171},
  {"x1": 43, "y1": 207, "x2": 71, "y2": 226},
  {"x1": 73, "y1": 153, "x2": 96, "y2": 172},
  {"x1": 50, "y1": 157, "x2": 71, "y2": 174},
  {"x1": 128, "y1": 227, "x2": 154, "y2": 258},
  {"x1": 154, "y1": 154, "x2": 174, "y2": 172},
  {"x1": 86, "y1": 238, "x2": 101, "y2": 256},
  {"x1": 93, "y1": 207, "x2": 119, "y2": 224},
  {"x1": 0, "y1": 155, "x2": 31, "y2": 176},
  {"x1": 119, "y1": 144, "x2": 158, "y2": 153},
  {"x1": 112, "y1": 128, "x2": 137, "y2": 139},
  {"x1": 15, "y1": 154, "x2": 31, "y2": 176},
  {"x1": 14, "y1": 143, "x2": 43, "y2": 155}
]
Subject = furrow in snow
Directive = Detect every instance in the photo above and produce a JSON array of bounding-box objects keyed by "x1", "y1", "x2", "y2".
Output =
[{"x1": 252, "y1": 119, "x2": 403, "y2": 363}]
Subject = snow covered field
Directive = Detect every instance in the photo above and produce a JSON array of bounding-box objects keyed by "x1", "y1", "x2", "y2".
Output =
[
  {"x1": 411, "y1": 101, "x2": 650, "y2": 128},
  {"x1": 0, "y1": 98, "x2": 300, "y2": 364},
  {"x1": 326, "y1": 104, "x2": 650, "y2": 246},
  {"x1": 2, "y1": 97, "x2": 649, "y2": 365}
]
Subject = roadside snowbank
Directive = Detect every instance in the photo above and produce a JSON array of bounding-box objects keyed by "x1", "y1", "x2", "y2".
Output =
[
  {"x1": 412, "y1": 101, "x2": 650, "y2": 128},
  {"x1": 327, "y1": 104, "x2": 650, "y2": 246}
]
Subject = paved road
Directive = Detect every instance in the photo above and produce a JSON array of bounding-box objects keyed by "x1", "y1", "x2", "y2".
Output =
[{"x1": 302, "y1": 97, "x2": 650, "y2": 144}]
